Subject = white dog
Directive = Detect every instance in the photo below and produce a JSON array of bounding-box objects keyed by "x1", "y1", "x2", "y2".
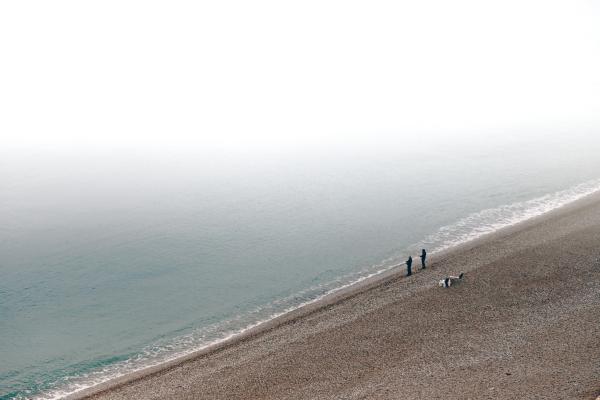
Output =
[{"x1": 438, "y1": 272, "x2": 464, "y2": 288}]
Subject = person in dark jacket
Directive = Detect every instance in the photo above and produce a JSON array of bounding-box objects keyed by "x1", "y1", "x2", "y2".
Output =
[
  {"x1": 406, "y1": 256, "x2": 413, "y2": 276},
  {"x1": 420, "y1": 249, "x2": 427, "y2": 269}
]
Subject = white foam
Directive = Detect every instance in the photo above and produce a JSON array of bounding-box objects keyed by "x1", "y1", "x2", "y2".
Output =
[
  {"x1": 419, "y1": 178, "x2": 600, "y2": 253},
  {"x1": 29, "y1": 178, "x2": 600, "y2": 400}
]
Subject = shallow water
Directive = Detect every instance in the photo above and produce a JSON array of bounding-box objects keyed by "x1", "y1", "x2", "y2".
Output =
[{"x1": 2, "y1": 134, "x2": 600, "y2": 399}]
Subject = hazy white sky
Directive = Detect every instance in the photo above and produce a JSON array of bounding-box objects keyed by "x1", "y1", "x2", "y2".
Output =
[{"x1": 1, "y1": 0, "x2": 599, "y2": 153}]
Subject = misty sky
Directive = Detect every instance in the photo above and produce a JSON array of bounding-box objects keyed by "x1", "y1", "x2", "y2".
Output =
[{"x1": 1, "y1": 1, "x2": 599, "y2": 154}]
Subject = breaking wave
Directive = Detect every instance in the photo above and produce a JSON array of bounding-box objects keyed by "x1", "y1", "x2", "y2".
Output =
[{"x1": 418, "y1": 178, "x2": 600, "y2": 252}]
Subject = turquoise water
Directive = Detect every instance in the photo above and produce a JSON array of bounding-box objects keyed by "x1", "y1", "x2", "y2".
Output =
[{"x1": 2, "y1": 134, "x2": 600, "y2": 399}]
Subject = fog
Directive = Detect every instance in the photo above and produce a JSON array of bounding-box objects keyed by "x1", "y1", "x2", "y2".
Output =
[{"x1": 1, "y1": 0, "x2": 600, "y2": 158}]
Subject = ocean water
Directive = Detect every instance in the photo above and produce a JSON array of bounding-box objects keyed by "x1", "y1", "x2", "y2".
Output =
[{"x1": 2, "y1": 134, "x2": 600, "y2": 399}]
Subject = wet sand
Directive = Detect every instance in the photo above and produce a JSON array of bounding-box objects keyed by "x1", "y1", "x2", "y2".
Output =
[{"x1": 75, "y1": 192, "x2": 600, "y2": 400}]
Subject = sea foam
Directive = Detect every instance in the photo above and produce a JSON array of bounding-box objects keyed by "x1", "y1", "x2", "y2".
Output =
[{"x1": 419, "y1": 178, "x2": 600, "y2": 253}]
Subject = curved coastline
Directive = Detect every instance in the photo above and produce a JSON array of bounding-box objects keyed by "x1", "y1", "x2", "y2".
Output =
[{"x1": 63, "y1": 189, "x2": 600, "y2": 400}]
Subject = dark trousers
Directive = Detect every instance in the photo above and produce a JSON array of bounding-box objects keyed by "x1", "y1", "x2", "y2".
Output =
[
  {"x1": 421, "y1": 257, "x2": 426, "y2": 269},
  {"x1": 407, "y1": 265, "x2": 412, "y2": 276}
]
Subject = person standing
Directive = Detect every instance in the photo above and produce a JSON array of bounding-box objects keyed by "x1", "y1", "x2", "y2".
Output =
[
  {"x1": 406, "y1": 256, "x2": 413, "y2": 276},
  {"x1": 420, "y1": 249, "x2": 427, "y2": 269}
]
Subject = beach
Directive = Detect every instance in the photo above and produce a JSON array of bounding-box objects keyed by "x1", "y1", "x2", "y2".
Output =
[{"x1": 73, "y1": 192, "x2": 600, "y2": 400}]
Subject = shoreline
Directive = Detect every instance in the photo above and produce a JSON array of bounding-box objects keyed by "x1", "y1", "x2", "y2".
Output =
[{"x1": 66, "y1": 189, "x2": 600, "y2": 400}]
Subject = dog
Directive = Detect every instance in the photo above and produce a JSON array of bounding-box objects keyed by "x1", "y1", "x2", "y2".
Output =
[{"x1": 438, "y1": 272, "x2": 464, "y2": 288}]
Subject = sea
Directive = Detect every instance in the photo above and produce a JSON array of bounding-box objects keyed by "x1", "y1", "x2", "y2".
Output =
[{"x1": 2, "y1": 133, "x2": 600, "y2": 399}]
